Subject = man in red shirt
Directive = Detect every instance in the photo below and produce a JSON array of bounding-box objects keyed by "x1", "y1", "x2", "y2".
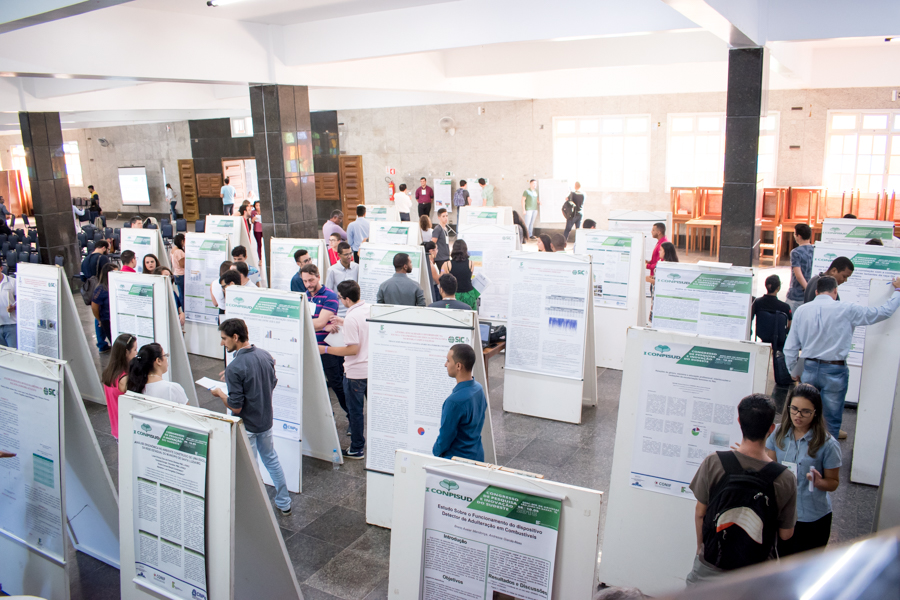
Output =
[
  {"x1": 646, "y1": 222, "x2": 668, "y2": 277},
  {"x1": 415, "y1": 177, "x2": 434, "y2": 218},
  {"x1": 120, "y1": 250, "x2": 137, "y2": 273}
]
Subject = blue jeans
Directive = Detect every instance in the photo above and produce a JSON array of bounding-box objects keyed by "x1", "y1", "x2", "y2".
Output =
[
  {"x1": 524, "y1": 210, "x2": 538, "y2": 237},
  {"x1": 247, "y1": 428, "x2": 291, "y2": 511},
  {"x1": 399, "y1": 213, "x2": 410, "y2": 222},
  {"x1": 94, "y1": 319, "x2": 109, "y2": 351},
  {"x1": 170, "y1": 200, "x2": 178, "y2": 221},
  {"x1": 174, "y1": 275, "x2": 185, "y2": 306},
  {"x1": 801, "y1": 361, "x2": 849, "y2": 437},
  {"x1": 342, "y1": 377, "x2": 367, "y2": 452},
  {"x1": 0, "y1": 323, "x2": 17, "y2": 348},
  {"x1": 564, "y1": 212, "x2": 582, "y2": 240}
]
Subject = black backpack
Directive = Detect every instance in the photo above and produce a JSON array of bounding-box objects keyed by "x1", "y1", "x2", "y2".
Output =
[
  {"x1": 562, "y1": 199, "x2": 576, "y2": 219},
  {"x1": 80, "y1": 254, "x2": 101, "y2": 306},
  {"x1": 702, "y1": 451, "x2": 786, "y2": 571}
]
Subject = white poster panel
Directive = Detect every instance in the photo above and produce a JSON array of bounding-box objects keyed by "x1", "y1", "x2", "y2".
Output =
[
  {"x1": 434, "y1": 179, "x2": 452, "y2": 213},
  {"x1": 365, "y1": 320, "x2": 470, "y2": 475},
  {"x1": 504, "y1": 257, "x2": 590, "y2": 380},
  {"x1": 651, "y1": 264, "x2": 752, "y2": 340},
  {"x1": 0, "y1": 366, "x2": 64, "y2": 561},
  {"x1": 820, "y1": 218, "x2": 895, "y2": 245},
  {"x1": 538, "y1": 179, "x2": 570, "y2": 224},
  {"x1": 466, "y1": 178, "x2": 485, "y2": 208},
  {"x1": 358, "y1": 244, "x2": 422, "y2": 304},
  {"x1": 367, "y1": 205, "x2": 399, "y2": 222},
  {"x1": 608, "y1": 210, "x2": 672, "y2": 298},
  {"x1": 121, "y1": 228, "x2": 160, "y2": 274},
  {"x1": 204, "y1": 215, "x2": 242, "y2": 247},
  {"x1": 459, "y1": 206, "x2": 513, "y2": 229},
  {"x1": 132, "y1": 414, "x2": 209, "y2": 600},
  {"x1": 184, "y1": 234, "x2": 229, "y2": 325},
  {"x1": 812, "y1": 242, "x2": 900, "y2": 366},
  {"x1": 224, "y1": 287, "x2": 303, "y2": 441},
  {"x1": 574, "y1": 230, "x2": 633, "y2": 309},
  {"x1": 458, "y1": 226, "x2": 519, "y2": 321},
  {"x1": 270, "y1": 239, "x2": 324, "y2": 291},
  {"x1": 629, "y1": 341, "x2": 754, "y2": 499},
  {"x1": 15, "y1": 264, "x2": 60, "y2": 358},
  {"x1": 112, "y1": 278, "x2": 156, "y2": 349},
  {"x1": 370, "y1": 221, "x2": 418, "y2": 246},
  {"x1": 421, "y1": 468, "x2": 561, "y2": 600}
]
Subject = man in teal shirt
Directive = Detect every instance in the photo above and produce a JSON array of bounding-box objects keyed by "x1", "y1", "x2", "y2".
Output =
[
  {"x1": 521, "y1": 179, "x2": 539, "y2": 239},
  {"x1": 478, "y1": 178, "x2": 494, "y2": 207},
  {"x1": 433, "y1": 344, "x2": 486, "y2": 461}
]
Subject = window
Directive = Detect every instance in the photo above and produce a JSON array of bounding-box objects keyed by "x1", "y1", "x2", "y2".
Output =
[
  {"x1": 824, "y1": 110, "x2": 900, "y2": 195},
  {"x1": 231, "y1": 116, "x2": 253, "y2": 138},
  {"x1": 665, "y1": 112, "x2": 780, "y2": 190},
  {"x1": 553, "y1": 115, "x2": 650, "y2": 192},
  {"x1": 10, "y1": 142, "x2": 83, "y2": 187}
]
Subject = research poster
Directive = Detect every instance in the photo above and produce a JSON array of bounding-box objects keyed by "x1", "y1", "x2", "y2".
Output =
[
  {"x1": 370, "y1": 222, "x2": 414, "y2": 246},
  {"x1": 434, "y1": 179, "x2": 452, "y2": 213},
  {"x1": 819, "y1": 218, "x2": 894, "y2": 245},
  {"x1": 224, "y1": 288, "x2": 303, "y2": 441},
  {"x1": 365, "y1": 320, "x2": 470, "y2": 474},
  {"x1": 367, "y1": 206, "x2": 394, "y2": 222},
  {"x1": 630, "y1": 341, "x2": 754, "y2": 499},
  {"x1": 463, "y1": 208, "x2": 501, "y2": 227},
  {"x1": 651, "y1": 265, "x2": 752, "y2": 340},
  {"x1": 466, "y1": 178, "x2": 485, "y2": 207},
  {"x1": 538, "y1": 178, "x2": 570, "y2": 225},
  {"x1": 15, "y1": 264, "x2": 60, "y2": 358},
  {"x1": 270, "y1": 239, "x2": 322, "y2": 291},
  {"x1": 358, "y1": 245, "x2": 422, "y2": 304},
  {"x1": 112, "y1": 278, "x2": 156, "y2": 350},
  {"x1": 458, "y1": 228, "x2": 518, "y2": 321},
  {"x1": 574, "y1": 231, "x2": 633, "y2": 309},
  {"x1": 204, "y1": 216, "x2": 242, "y2": 247},
  {"x1": 184, "y1": 234, "x2": 228, "y2": 324},
  {"x1": 132, "y1": 415, "x2": 209, "y2": 600},
  {"x1": 504, "y1": 257, "x2": 590, "y2": 380},
  {"x1": 812, "y1": 243, "x2": 900, "y2": 366},
  {"x1": 0, "y1": 366, "x2": 64, "y2": 561},
  {"x1": 420, "y1": 470, "x2": 561, "y2": 600},
  {"x1": 121, "y1": 228, "x2": 159, "y2": 274}
]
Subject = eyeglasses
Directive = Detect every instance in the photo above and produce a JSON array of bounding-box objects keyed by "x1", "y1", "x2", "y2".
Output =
[{"x1": 789, "y1": 405, "x2": 815, "y2": 418}]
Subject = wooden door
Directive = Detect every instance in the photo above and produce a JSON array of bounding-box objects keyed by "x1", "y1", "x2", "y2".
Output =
[
  {"x1": 222, "y1": 159, "x2": 246, "y2": 202},
  {"x1": 339, "y1": 155, "x2": 364, "y2": 223},
  {"x1": 178, "y1": 159, "x2": 199, "y2": 221},
  {"x1": 315, "y1": 173, "x2": 340, "y2": 200}
]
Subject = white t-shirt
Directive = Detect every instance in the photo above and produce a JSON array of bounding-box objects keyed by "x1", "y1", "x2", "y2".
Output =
[
  {"x1": 211, "y1": 280, "x2": 225, "y2": 308},
  {"x1": 394, "y1": 191, "x2": 412, "y2": 214},
  {"x1": 165, "y1": 188, "x2": 177, "y2": 202},
  {"x1": 143, "y1": 380, "x2": 190, "y2": 405}
]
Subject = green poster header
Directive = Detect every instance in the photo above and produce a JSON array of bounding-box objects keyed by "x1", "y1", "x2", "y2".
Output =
[
  {"x1": 601, "y1": 237, "x2": 632, "y2": 247},
  {"x1": 850, "y1": 253, "x2": 900, "y2": 272},
  {"x1": 677, "y1": 346, "x2": 751, "y2": 373},
  {"x1": 157, "y1": 426, "x2": 209, "y2": 457},
  {"x1": 250, "y1": 297, "x2": 302, "y2": 319},
  {"x1": 686, "y1": 273, "x2": 753, "y2": 294},
  {"x1": 286, "y1": 244, "x2": 319, "y2": 259},
  {"x1": 200, "y1": 240, "x2": 227, "y2": 252},
  {"x1": 845, "y1": 227, "x2": 892, "y2": 240},
  {"x1": 475, "y1": 212, "x2": 498, "y2": 220},
  {"x1": 468, "y1": 485, "x2": 561, "y2": 531},
  {"x1": 378, "y1": 250, "x2": 421, "y2": 268},
  {"x1": 387, "y1": 226, "x2": 409, "y2": 235},
  {"x1": 133, "y1": 236, "x2": 151, "y2": 245},
  {"x1": 129, "y1": 284, "x2": 153, "y2": 297}
]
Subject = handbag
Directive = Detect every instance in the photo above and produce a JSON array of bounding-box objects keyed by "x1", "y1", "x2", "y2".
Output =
[
  {"x1": 768, "y1": 311, "x2": 793, "y2": 386},
  {"x1": 80, "y1": 254, "x2": 101, "y2": 306}
]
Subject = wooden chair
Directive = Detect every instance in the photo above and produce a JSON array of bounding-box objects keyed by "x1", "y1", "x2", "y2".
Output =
[
  {"x1": 759, "y1": 188, "x2": 787, "y2": 266},
  {"x1": 782, "y1": 187, "x2": 824, "y2": 254},
  {"x1": 886, "y1": 191, "x2": 900, "y2": 235},
  {"x1": 852, "y1": 190, "x2": 886, "y2": 221},
  {"x1": 670, "y1": 187, "x2": 698, "y2": 248},
  {"x1": 686, "y1": 187, "x2": 722, "y2": 256}
]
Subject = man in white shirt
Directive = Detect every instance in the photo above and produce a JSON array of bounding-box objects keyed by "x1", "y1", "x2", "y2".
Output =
[
  {"x1": 393, "y1": 183, "x2": 412, "y2": 221},
  {"x1": 325, "y1": 242, "x2": 359, "y2": 317},
  {"x1": 220, "y1": 177, "x2": 236, "y2": 215},
  {"x1": 0, "y1": 271, "x2": 16, "y2": 348}
]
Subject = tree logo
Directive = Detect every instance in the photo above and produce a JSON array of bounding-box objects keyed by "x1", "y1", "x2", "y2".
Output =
[
  {"x1": 141, "y1": 423, "x2": 152, "y2": 432},
  {"x1": 439, "y1": 479, "x2": 459, "y2": 492},
  {"x1": 655, "y1": 345, "x2": 670, "y2": 353}
]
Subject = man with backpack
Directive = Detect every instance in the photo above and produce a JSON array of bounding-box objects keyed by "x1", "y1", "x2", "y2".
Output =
[
  {"x1": 562, "y1": 181, "x2": 584, "y2": 241},
  {"x1": 80, "y1": 241, "x2": 112, "y2": 353},
  {"x1": 686, "y1": 394, "x2": 797, "y2": 585},
  {"x1": 453, "y1": 180, "x2": 470, "y2": 225}
]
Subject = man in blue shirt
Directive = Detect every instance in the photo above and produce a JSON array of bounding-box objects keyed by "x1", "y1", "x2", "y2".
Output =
[
  {"x1": 347, "y1": 205, "x2": 370, "y2": 262},
  {"x1": 220, "y1": 177, "x2": 236, "y2": 215},
  {"x1": 289, "y1": 249, "x2": 312, "y2": 292},
  {"x1": 433, "y1": 344, "x2": 486, "y2": 461}
]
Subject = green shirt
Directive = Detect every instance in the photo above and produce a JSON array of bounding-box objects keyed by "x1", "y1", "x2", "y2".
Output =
[
  {"x1": 523, "y1": 189, "x2": 538, "y2": 211},
  {"x1": 481, "y1": 184, "x2": 494, "y2": 207}
]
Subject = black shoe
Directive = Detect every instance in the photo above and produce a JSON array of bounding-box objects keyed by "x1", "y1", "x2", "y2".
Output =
[
  {"x1": 280, "y1": 507, "x2": 292, "y2": 517},
  {"x1": 342, "y1": 448, "x2": 364, "y2": 460},
  {"x1": 346, "y1": 428, "x2": 351, "y2": 436}
]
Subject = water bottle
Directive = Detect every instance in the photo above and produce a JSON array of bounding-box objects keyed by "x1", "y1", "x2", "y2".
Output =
[{"x1": 332, "y1": 448, "x2": 340, "y2": 471}]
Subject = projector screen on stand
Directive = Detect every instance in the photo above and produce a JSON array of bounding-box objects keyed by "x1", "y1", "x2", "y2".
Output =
[{"x1": 118, "y1": 167, "x2": 151, "y2": 206}]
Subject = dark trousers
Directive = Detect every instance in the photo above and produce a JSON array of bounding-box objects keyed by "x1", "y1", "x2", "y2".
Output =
[
  {"x1": 223, "y1": 203, "x2": 233, "y2": 215},
  {"x1": 435, "y1": 259, "x2": 448, "y2": 272},
  {"x1": 174, "y1": 275, "x2": 185, "y2": 306},
  {"x1": 353, "y1": 251, "x2": 359, "y2": 263},
  {"x1": 170, "y1": 201, "x2": 178, "y2": 221},
  {"x1": 254, "y1": 231, "x2": 263, "y2": 259},
  {"x1": 777, "y1": 513, "x2": 832, "y2": 557},
  {"x1": 564, "y1": 212, "x2": 582, "y2": 241},
  {"x1": 321, "y1": 353, "x2": 348, "y2": 416},
  {"x1": 418, "y1": 202, "x2": 432, "y2": 218},
  {"x1": 400, "y1": 213, "x2": 410, "y2": 221},
  {"x1": 95, "y1": 319, "x2": 110, "y2": 351},
  {"x1": 342, "y1": 377, "x2": 367, "y2": 452}
]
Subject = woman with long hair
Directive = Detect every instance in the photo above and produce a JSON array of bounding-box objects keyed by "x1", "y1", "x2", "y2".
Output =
[
  {"x1": 126, "y1": 343, "x2": 189, "y2": 405},
  {"x1": 419, "y1": 214, "x2": 433, "y2": 243},
  {"x1": 251, "y1": 201, "x2": 263, "y2": 259},
  {"x1": 170, "y1": 233, "x2": 186, "y2": 303},
  {"x1": 91, "y1": 263, "x2": 118, "y2": 353},
  {"x1": 142, "y1": 253, "x2": 159, "y2": 274},
  {"x1": 440, "y1": 239, "x2": 479, "y2": 310},
  {"x1": 100, "y1": 333, "x2": 137, "y2": 438},
  {"x1": 766, "y1": 383, "x2": 841, "y2": 556},
  {"x1": 660, "y1": 241, "x2": 679, "y2": 263},
  {"x1": 537, "y1": 234, "x2": 552, "y2": 252}
]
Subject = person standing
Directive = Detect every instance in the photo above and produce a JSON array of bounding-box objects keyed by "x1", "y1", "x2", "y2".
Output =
[
  {"x1": 432, "y1": 208, "x2": 450, "y2": 271},
  {"x1": 419, "y1": 215, "x2": 433, "y2": 243},
  {"x1": 415, "y1": 177, "x2": 434, "y2": 218},
  {"x1": 290, "y1": 250, "x2": 311, "y2": 292},
  {"x1": 478, "y1": 178, "x2": 494, "y2": 207},
  {"x1": 766, "y1": 384, "x2": 841, "y2": 556},
  {"x1": 441, "y1": 240, "x2": 478, "y2": 310},
  {"x1": 787, "y1": 224, "x2": 814, "y2": 314},
  {"x1": 803, "y1": 257, "x2": 854, "y2": 304},
  {"x1": 211, "y1": 319, "x2": 291, "y2": 516},
  {"x1": 433, "y1": 344, "x2": 486, "y2": 461},
  {"x1": 126, "y1": 343, "x2": 190, "y2": 404},
  {"x1": 72, "y1": 201, "x2": 86, "y2": 234},
  {"x1": 521, "y1": 179, "x2": 539, "y2": 239},
  {"x1": 220, "y1": 177, "x2": 236, "y2": 215},
  {"x1": 91, "y1": 263, "x2": 118, "y2": 354},
  {"x1": 751, "y1": 275, "x2": 793, "y2": 335},
  {"x1": 231, "y1": 245, "x2": 260, "y2": 285},
  {"x1": 170, "y1": 233, "x2": 186, "y2": 303},
  {"x1": 251, "y1": 200, "x2": 263, "y2": 259},
  {"x1": 549, "y1": 233, "x2": 567, "y2": 252},
  {"x1": 785, "y1": 275, "x2": 900, "y2": 439},
  {"x1": 88, "y1": 185, "x2": 100, "y2": 208},
  {"x1": 101, "y1": 333, "x2": 137, "y2": 439},
  {"x1": 393, "y1": 183, "x2": 412, "y2": 221},
  {"x1": 377, "y1": 253, "x2": 426, "y2": 306},
  {"x1": 0, "y1": 196, "x2": 11, "y2": 225},
  {"x1": 325, "y1": 242, "x2": 359, "y2": 317},
  {"x1": 318, "y1": 280, "x2": 370, "y2": 459},
  {"x1": 347, "y1": 205, "x2": 370, "y2": 262},
  {"x1": 0, "y1": 269, "x2": 17, "y2": 348},
  {"x1": 453, "y1": 180, "x2": 470, "y2": 225},
  {"x1": 210, "y1": 261, "x2": 234, "y2": 313},
  {"x1": 166, "y1": 183, "x2": 179, "y2": 221},
  {"x1": 429, "y1": 274, "x2": 472, "y2": 310},
  {"x1": 323, "y1": 210, "x2": 347, "y2": 242},
  {"x1": 646, "y1": 222, "x2": 668, "y2": 280},
  {"x1": 120, "y1": 250, "x2": 137, "y2": 273},
  {"x1": 562, "y1": 182, "x2": 584, "y2": 241},
  {"x1": 81, "y1": 240, "x2": 111, "y2": 281}
]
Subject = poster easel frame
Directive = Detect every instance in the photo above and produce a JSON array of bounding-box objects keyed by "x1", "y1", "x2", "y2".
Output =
[
  {"x1": 358, "y1": 241, "x2": 434, "y2": 305},
  {"x1": 268, "y1": 237, "x2": 328, "y2": 291},
  {"x1": 458, "y1": 206, "x2": 513, "y2": 229},
  {"x1": 183, "y1": 232, "x2": 230, "y2": 359},
  {"x1": 457, "y1": 223, "x2": 522, "y2": 322}
]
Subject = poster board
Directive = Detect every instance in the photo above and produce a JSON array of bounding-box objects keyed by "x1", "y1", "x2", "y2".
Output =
[
  {"x1": 575, "y1": 230, "x2": 646, "y2": 369},
  {"x1": 206, "y1": 215, "x2": 264, "y2": 287},
  {"x1": 119, "y1": 393, "x2": 302, "y2": 600},
  {"x1": 433, "y1": 178, "x2": 452, "y2": 214},
  {"x1": 120, "y1": 227, "x2": 171, "y2": 272},
  {"x1": 183, "y1": 233, "x2": 230, "y2": 358},
  {"x1": 388, "y1": 450, "x2": 603, "y2": 600},
  {"x1": 357, "y1": 242, "x2": 433, "y2": 306},
  {"x1": 0, "y1": 350, "x2": 120, "y2": 599},
  {"x1": 538, "y1": 178, "x2": 570, "y2": 224},
  {"x1": 651, "y1": 262, "x2": 753, "y2": 340},
  {"x1": 269, "y1": 238, "x2": 326, "y2": 291},
  {"x1": 608, "y1": 210, "x2": 673, "y2": 299},
  {"x1": 597, "y1": 327, "x2": 771, "y2": 596},
  {"x1": 457, "y1": 224, "x2": 522, "y2": 322},
  {"x1": 364, "y1": 305, "x2": 496, "y2": 528},
  {"x1": 15, "y1": 263, "x2": 105, "y2": 404},
  {"x1": 852, "y1": 280, "x2": 900, "y2": 485},
  {"x1": 820, "y1": 218, "x2": 895, "y2": 244},
  {"x1": 458, "y1": 206, "x2": 513, "y2": 229},
  {"x1": 366, "y1": 204, "x2": 400, "y2": 222},
  {"x1": 369, "y1": 221, "x2": 422, "y2": 246},
  {"x1": 465, "y1": 177, "x2": 487, "y2": 207},
  {"x1": 502, "y1": 252, "x2": 598, "y2": 424}
]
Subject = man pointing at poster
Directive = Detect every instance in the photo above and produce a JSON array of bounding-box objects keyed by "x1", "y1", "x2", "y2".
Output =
[{"x1": 433, "y1": 344, "x2": 486, "y2": 461}]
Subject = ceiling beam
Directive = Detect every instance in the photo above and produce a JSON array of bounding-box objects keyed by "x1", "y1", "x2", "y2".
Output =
[
  {"x1": 660, "y1": 0, "x2": 759, "y2": 47},
  {"x1": 0, "y1": 0, "x2": 134, "y2": 34}
]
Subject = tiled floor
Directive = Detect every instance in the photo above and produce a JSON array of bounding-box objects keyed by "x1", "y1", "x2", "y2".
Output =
[{"x1": 67, "y1": 266, "x2": 878, "y2": 600}]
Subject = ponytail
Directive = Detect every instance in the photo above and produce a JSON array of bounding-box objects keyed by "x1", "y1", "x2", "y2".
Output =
[{"x1": 127, "y1": 343, "x2": 164, "y2": 394}]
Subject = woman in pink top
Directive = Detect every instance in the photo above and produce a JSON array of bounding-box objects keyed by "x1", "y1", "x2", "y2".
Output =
[
  {"x1": 100, "y1": 333, "x2": 138, "y2": 439},
  {"x1": 251, "y1": 200, "x2": 263, "y2": 259},
  {"x1": 170, "y1": 233, "x2": 186, "y2": 305}
]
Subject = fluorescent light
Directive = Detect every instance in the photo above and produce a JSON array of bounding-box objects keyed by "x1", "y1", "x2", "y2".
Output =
[
  {"x1": 798, "y1": 542, "x2": 863, "y2": 600},
  {"x1": 207, "y1": 0, "x2": 255, "y2": 6}
]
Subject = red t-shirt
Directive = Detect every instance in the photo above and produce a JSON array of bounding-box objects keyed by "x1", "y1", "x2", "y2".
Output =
[
  {"x1": 648, "y1": 236, "x2": 668, "y2": 276},
  {"x1": 328, "y1": 248, "x2": 339, "y2": 265}
]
